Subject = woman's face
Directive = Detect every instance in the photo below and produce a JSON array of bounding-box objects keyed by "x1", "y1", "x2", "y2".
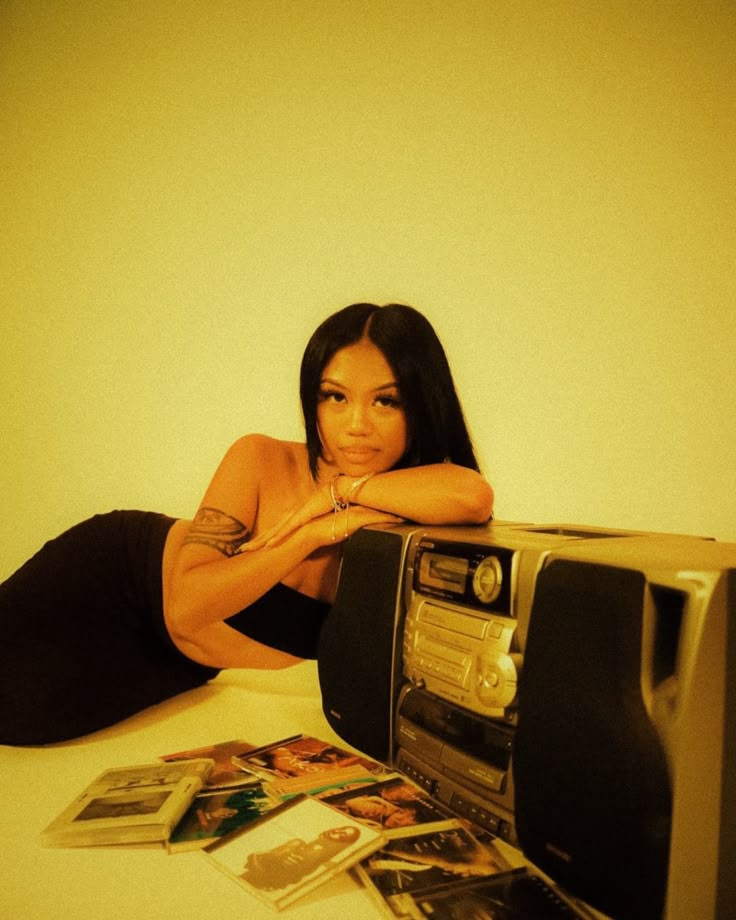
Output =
[{"x1": 316, "y1": 339, "x2": 408, "y2": 478}]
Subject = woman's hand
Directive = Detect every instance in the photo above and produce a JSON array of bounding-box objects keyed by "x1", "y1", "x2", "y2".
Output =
[
  {"x1": 242, "y1": 494, "x2": 404, "y2": 552},
  {"x1": 242, "y1": 483, "x2": 334, "y2": 552},
  {"x1": 305, "y1": 505, "x2": 406, "y2": 547},
  {"x1": 242, "y1": 460, "x2": 493, "y2": 553}
]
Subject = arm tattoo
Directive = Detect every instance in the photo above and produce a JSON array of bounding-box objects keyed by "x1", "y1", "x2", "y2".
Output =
[{"x1": 184, "y1": 507, "x2": 251, "y2": 557}]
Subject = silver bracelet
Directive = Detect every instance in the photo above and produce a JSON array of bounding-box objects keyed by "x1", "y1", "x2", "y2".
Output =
[
  {"x1": 345, "y1": 471, "x2": 375, "y2": 503},
  {"x1": 330, "y1": 473, "x2": 348, "y2": 511},
  {"x1": 330, "y1": 471, "x2": 375, "y2": 541}
]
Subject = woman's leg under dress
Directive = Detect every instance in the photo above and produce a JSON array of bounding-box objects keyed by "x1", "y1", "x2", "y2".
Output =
[{"x1": 0, "y1": 511, "x2": 218, "y2": 745}]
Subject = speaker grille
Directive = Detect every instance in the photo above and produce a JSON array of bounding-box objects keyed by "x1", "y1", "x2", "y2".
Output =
[
  {"x1": 514, "y1": 559, "x2": 671, "y2": 919},
  {"x1": 317, "y1": 528, "x2": 407, "y2": 762}
]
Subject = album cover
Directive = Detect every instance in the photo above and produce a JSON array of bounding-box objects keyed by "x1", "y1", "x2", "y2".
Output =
[
  {"x1": 205, "y1": 793, "x2": 385, "y2": 911},
  {"x1": 386, "y1": 868, "x2": 592, "y2": 919},
  {"x1": 41, "y1": 759, "x2": 214, "y2": 848},
  {"x1": 263, "y1": 764, "x2": 379, "y2": 801},
  {"x1": 160, "y1": 739, "x2": 261, "y2": 788},
  {"x1": 321, "y1": 773, "x2": 458, "y2": 838},
  {"x1": 354, "y1": 823, "x2": 512, "y2": 910},
  {"x1": 231, "y1": 733, "x2": 383, "y2": 780},
  {"x1": 167, "y1": 784, "x2": 276, "y2": 853}
]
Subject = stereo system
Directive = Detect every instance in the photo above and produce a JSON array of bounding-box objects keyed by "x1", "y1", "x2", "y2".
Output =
[{"x1": 317, "y1": 520, "x2": 735, "y2": 920}]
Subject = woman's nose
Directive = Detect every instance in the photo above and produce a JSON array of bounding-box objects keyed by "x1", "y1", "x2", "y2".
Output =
[{"x1": 347, "y1": 404, "x2": 371, "y2": 433}]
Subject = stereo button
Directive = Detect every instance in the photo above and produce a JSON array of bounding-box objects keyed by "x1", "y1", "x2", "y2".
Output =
[
  {"x1": 487, "y1": 621, "x2": 503, "y2": 639},
  {"x1": 476, "y1": 653, "x2": 518, "y2": 709},
  {"x1": 472, "y1": 556, "x2": 503, "y2": 604}
]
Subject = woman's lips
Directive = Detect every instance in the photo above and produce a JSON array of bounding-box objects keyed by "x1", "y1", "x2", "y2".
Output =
[{"x1": 340, "y1": 446, "x2": 378, "y2": 462}]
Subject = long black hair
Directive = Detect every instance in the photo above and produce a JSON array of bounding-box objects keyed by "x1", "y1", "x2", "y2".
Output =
[{"x1": 300, "y1": 303, "x2": 481, "y2": 479}]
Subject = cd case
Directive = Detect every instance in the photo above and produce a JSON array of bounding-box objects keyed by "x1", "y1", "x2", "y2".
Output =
[
  {"x1": 231, "y1": 733, "x2": 383, "y2": 780},
  {"x1": 205, "y1": 793, "x2": 385, "y2": 911},
  {"x1": 166, "y1": 784, "x2": 277, "y2": 853},
  {"x1": 384, "y1": 868, "x2": 592, "y2": 919},
  {"x1": 41, "y1": 759, "x2": 214, "y2": 847},
  {"x1": 160, "y1": 739, "x2": 261, "y2": 789}
]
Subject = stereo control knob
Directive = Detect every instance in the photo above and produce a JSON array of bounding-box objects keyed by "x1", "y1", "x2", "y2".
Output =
[
  {"x1": 476, "y1": 653, "x2": 517, "y2": 709},
  {"x1": 472, "y1": 556, "x2": 503, "y2": 604}
]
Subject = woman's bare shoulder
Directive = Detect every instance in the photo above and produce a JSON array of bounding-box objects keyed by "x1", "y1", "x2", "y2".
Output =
[
  {"x1": 229, "y1": 433, "x2": 307, "y2": 468},
  {"x1": 230, "y1": 435, "x2": 312, "y2": 506}
]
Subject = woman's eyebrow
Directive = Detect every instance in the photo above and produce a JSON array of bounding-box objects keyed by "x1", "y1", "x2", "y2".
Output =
[{"x1": 320, "y1": 377, "x2": 399, "y2": 392}]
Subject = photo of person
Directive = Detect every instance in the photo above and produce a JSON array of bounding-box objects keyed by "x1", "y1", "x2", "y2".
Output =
[
  {"x1": 167, "y1": 786, "x2": 275, "y2": 850},
  {"x1": 241, "y1": 825, "x2": 361, "y2": 890},
  {"x1": 322, "y1": 775, "x2": 453, "y2": 833},
  {"x1": 206, "y1": 795, "x2": 384, "y2": 909},
  {"x1": 239, "y1": 735, "x2": 380, "y2": 779}
]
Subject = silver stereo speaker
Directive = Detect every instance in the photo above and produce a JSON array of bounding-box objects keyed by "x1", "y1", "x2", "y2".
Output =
[{"x1": 513, "y1": 534, "x2": 735, "y2": 920}]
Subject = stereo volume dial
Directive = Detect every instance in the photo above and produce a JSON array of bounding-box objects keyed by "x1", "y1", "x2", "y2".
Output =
[
  {"x1": 472, "y1": 556, "x2": 503, "y2": 604},
  {"x1": 476, "y1": 652, "x2": 518, "y2": 709}
]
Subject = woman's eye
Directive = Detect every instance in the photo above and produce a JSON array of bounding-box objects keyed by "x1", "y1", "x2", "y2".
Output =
[
  {"x1": 375, "y1": 395, "x2": 402, "y2": 409},
  {"x1": 319, "y1": 390, "x2": 346, "y2": 403}
]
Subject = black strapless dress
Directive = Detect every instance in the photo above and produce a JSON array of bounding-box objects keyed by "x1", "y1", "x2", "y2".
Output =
[{"x1": 0, "y1": 510, "x2": 330, "y2": 745}]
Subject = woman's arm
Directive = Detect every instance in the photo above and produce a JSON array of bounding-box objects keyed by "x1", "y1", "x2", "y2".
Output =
[
  {"x1": 167, "y1": 522, "x2": 319, "y2": 636},
  {"x1": 168, "y1": 619, "x2": 304, "y2": 670},
  {"x1": 245, "y1": 463, "x2": 493, "y2": 552},
  {"x1": 165, "y1": 434, "x2": 403, "y2": 642},
  {"x1": 344, "y1": 463, "x2": 494, "y2": 525},
  {"x1": 166, "y1": 508, "x2": 402, "y2": 661}
]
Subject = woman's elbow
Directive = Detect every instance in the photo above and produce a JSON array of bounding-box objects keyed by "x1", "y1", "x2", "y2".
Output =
[
  {"x1": 164, "y1": 584, "x2": 202, "y2": 644},
  {"x1": 465, "y1": 478, "x2": 494, "y2": 524}
]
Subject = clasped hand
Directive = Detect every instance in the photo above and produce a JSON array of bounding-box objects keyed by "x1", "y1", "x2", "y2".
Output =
[{"x1": 241, "y1": 483, "x2": 403, "y2": 552}]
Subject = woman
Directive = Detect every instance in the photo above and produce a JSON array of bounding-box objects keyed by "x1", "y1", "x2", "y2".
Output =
[{"x1": 0, "y1": 303, "x2": 493, "y2": 745}]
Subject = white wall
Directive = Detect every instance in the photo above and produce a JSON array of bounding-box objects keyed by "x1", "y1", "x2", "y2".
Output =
[{"x1": 2, "y1": 0, "x2": 734, "y2": 579}]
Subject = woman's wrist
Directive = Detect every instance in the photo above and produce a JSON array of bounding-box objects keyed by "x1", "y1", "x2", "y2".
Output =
[
  {"x1": 334, "y1": 471, "x2": 375, "y2": 506},
  {"x1": 329, "y1": 473, "x2": 348, "y2": 510}
]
